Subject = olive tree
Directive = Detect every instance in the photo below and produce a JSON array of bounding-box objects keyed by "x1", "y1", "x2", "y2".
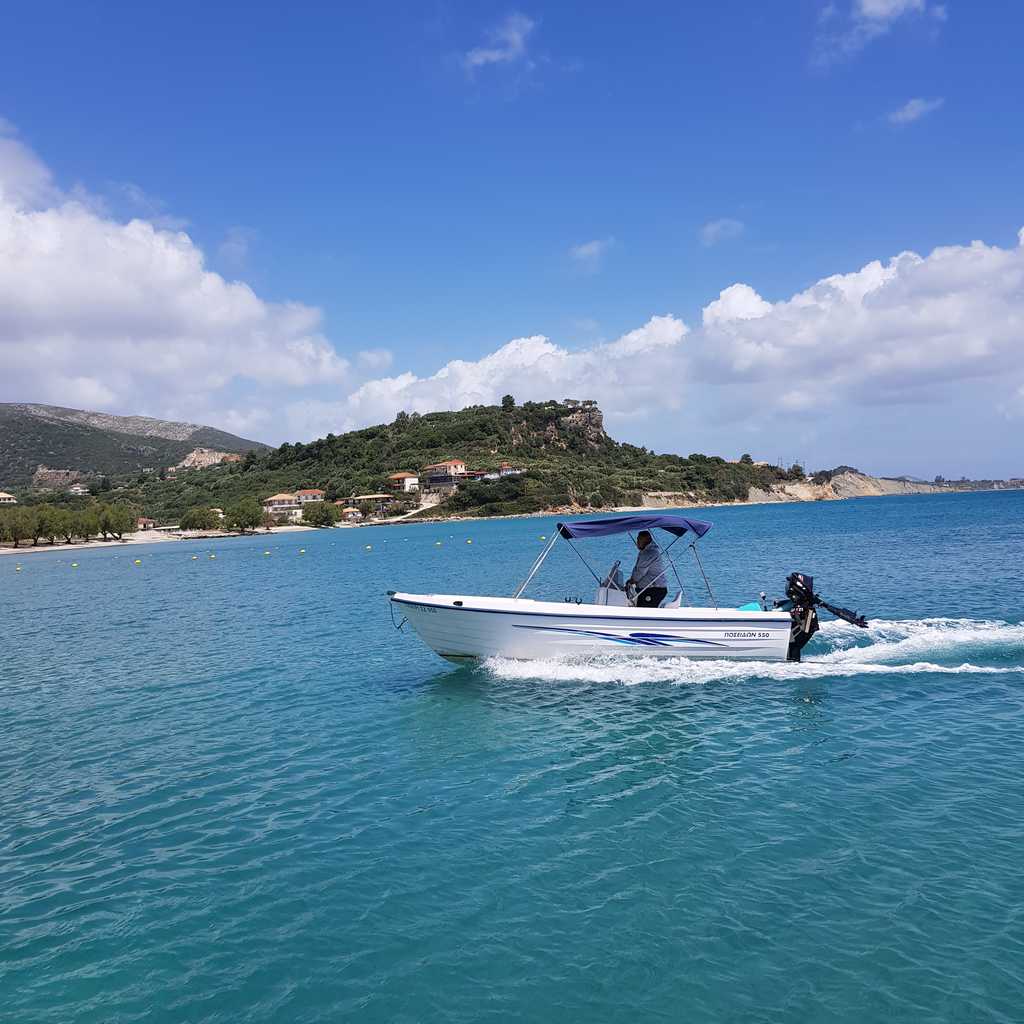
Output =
[
  {"x1": 35, "y1": 505, "x2": 60, "y2": 545},
  {"x1": 4, "y1": 508, "x2": 33, "y2": 548},
  {"x1": 99, "y1": 503, "x2": 137, "y2": 540},
  {"x1": 76, "y1": 507, "x2": 100, "y2": 541},
  {"x1": 179, "y1": 506, "x2": 219, "y2": 531},
  {"x1": 301, "y1": 501, "x2": 339, "y2": 527},
  {"x1": 226, "y1": 498, "x2": 262, "y2": 534}
]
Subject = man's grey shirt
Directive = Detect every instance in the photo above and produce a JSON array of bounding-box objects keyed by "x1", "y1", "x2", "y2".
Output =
[{"x1": 631, "y1": 543, "x2": 669, "y2": 591}]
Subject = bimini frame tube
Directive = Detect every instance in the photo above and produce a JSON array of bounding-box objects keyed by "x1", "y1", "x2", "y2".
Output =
[
  {"x1": 690, "y1": 540, "x2": 718, "y2": 609},
  {"x1": 512, "y1": 533, "x2": 559, "y2": 598}
]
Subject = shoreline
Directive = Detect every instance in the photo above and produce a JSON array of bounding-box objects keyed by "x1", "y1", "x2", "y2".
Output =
[
  {"x1": 4, "y1": 486, "x2": 1015, "y2": 555},
  {"x1": 374, "y1": 482, "x2": 1021, "y2": 528},
  {"x1": 0, "y1": 522, "x2": 320, "y2": 557}
]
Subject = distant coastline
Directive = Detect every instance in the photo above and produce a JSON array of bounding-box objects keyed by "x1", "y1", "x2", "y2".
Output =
[
  {"x1": 0, "y1": 522, "x2": 321, "y2": 557},
  {"x1": 3, "y1": 476, "x2": 1018, "y2": 557},
  {"x1": 393, "y1": 470, "x2": 1020, "y2": 524}
]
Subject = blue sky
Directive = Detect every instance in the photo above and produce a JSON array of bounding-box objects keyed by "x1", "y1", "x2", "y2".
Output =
[{"x1": 1, "y1": 1, "x2": 1022, "y2": 476}]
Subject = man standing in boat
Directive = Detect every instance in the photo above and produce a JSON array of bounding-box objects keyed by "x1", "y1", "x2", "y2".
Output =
[{"x1": 627, "y1": 530, "x2": 669, "y2": 608}]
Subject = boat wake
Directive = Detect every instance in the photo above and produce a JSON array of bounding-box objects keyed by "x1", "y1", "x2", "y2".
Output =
[{"x1": 481, "y1": 617, "x2": 1024, "y2": 685}]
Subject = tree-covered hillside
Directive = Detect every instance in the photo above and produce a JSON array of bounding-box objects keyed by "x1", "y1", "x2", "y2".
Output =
[
  {"x1": 87, "y1": 398, "x2": 795, "y2": 522},
  {"x1": 0, "y1": 403, "x2": 267, "y2": 486}
]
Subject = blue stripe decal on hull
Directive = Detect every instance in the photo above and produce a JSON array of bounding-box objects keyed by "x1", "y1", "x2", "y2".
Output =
[{"x1": 512, "y1": 625, "x2": 728, "y2": 648}]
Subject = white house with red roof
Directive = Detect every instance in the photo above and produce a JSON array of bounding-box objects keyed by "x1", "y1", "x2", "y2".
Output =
[
  {"x1": 388, "y1": 471, "x2": 420, "y2": 493},
  {"x1": 295, "y1": 488, "x2": 326, "y2": 504},
  {"x1": 263, "y1": 492, "x2": 302, "y2": 523}
]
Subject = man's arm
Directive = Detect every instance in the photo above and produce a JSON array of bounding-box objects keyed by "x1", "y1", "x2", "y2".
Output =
[
  {"x1": 626, "y1": 550, "x2": 642, "y2": 587},
  {"x1": 628, "y1": 548, "x2": 652, "y2": 587}
]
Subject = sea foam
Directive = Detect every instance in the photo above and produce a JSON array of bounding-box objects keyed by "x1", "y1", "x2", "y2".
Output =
[{"x1": 482, "y1": 617, "x2": 1024, "y2": 685}]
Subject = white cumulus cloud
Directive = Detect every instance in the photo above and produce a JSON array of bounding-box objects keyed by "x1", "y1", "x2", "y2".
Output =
[
  {"x1": 0, "y1": 124, "x2": 348, "y2": 433},
  {"x1": 702, "y1": 284, "x2": 773, "y2": 326},
  {"x1": 337, "y1": 315, "x2": 689, "y2": 433},
  {"x1": 339, "y1": 230, "x2": 1024, "y2": 468},
  {"x1": 694, "y1": 233, "x2": 1024, "y2": 417}
]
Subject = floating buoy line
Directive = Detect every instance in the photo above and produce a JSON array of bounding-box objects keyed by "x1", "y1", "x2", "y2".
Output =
[{"x1": 5, "y1": 532, "x2": 497, "y2": 572}]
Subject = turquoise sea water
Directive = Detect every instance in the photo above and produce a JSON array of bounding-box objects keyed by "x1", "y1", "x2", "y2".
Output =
[{"x1": 3, "y1": 491, "x2": 1023, "y2": 1023}]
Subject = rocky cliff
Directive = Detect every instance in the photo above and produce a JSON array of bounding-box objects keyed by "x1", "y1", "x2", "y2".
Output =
[
  {"x1": 640, "y1": 471, "x2": 947, "y2": 509},
  {"x1": 747, "y1": 471, "x2": 944, "y2": 503}
]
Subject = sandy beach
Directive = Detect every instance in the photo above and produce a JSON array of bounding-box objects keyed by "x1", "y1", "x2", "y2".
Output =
[{"x1": 0, "y1": 523, "x2": 320, "y2": 557}]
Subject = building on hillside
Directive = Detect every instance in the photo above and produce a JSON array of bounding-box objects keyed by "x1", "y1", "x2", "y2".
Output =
[
  {"x1": 295, "y1": 488, "x2": 326, "y2": 504},
  {"x1": 388, "y1": 472, "x2": 420, "y2": 493},
  {"x1": 499, "y1": 461, "x2": 524, "y2": 477},
  {"x1": 137, "y1": 517, "x2": 156, "y2": 531},
  {"x1": 423, "y1": 458, "x2": 469, "y2": 493},
  {"x1": 339, "y1": 506, "x2": 362, "y2": 522},
  {"x1": 425, "y1": 476, "x2": 459, "y2": 495},
  {"x1": 263, "y1": 492, "x2": 298, "y2": 510},
  {"x1": 210, "y1": 507, "x2": 225, "y2": 520},
  {"x1": 0, "y1": 492, "x2": 17, "y2": 505},
  {"x1": 263, "y1": 492, "x2": 302, "y2": 523},
  {"x1": 68, "y1": 483, "x2": 90, "y2": 496},
  {"x1": 423, "y1": 459, "x2": 467, "y2": 477},
  {"x1": 351, "y1": 493, "x2": 394, "y2": 518}
]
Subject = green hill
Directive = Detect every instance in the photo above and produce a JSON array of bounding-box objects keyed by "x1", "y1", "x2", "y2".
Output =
[
  {"x1": 0, "y1": 403, "x2": 267, "y2": 487},
  {"x1": 92, "y1": 398, "x2": 796, "y2": 522}
]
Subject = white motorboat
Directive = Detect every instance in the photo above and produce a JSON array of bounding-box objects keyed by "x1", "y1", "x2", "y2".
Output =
[{"x1": 390, "y1": 513, "x2": 867, "y2": 664}]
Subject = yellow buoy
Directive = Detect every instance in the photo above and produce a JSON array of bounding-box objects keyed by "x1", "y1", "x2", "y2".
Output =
[
  {"x1": 466, "y1": 539, "x2": 472, "y2": 544},
  {"x1": 264, "y1": 550, "x2": 271, "y2": 556},
  {"x1": 71, "y1": 562, "x2": 79, "y2": 568},
  {"x1": 365, "y1": 544, "x2": 372, "y2": 550},
  {"x1": 191, "y1": 555, "x2": 198, "y2": 560},
  {"x1": 540, "y1": 535, "x2": 546, "y2": 540},
  {"x1": 15, "y1": 565, "x2": 21, "y2": 572},
  {"x1": 299, "y1": 548, "x2": 305, "y2": 554},
  {"x1": 209, "y1": 554, "x2": 216, "y2": 559},
  {"x1": 134, "y1": 559, "x2": 142, "y2": 565},
  {"x1": 435, "y1": 541, "x2": 442, "y2": 546}
]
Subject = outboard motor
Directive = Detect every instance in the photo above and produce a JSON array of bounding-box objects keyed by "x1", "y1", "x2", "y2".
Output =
[{"x1": 777, "y1": 571, "x2": 869, "y2": 662}]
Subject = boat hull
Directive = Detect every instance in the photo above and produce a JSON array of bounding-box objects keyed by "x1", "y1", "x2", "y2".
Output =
[{"x1": 391, "y1": 593, "x2": 791, "y2": 662}]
